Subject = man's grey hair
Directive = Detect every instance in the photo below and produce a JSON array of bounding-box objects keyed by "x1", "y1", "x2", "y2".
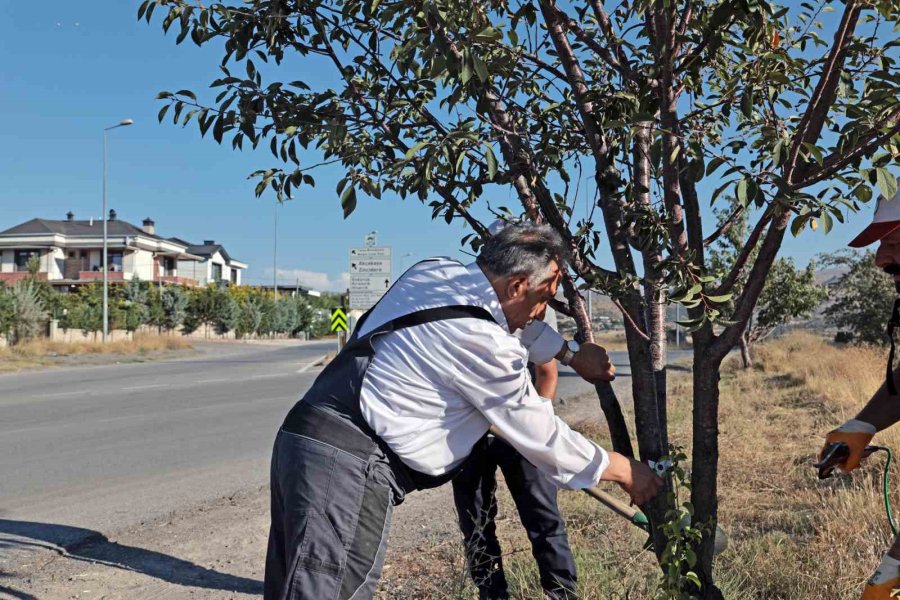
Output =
[{"x1": 477, "y1": 222, "x2": 569, "y2": 284}]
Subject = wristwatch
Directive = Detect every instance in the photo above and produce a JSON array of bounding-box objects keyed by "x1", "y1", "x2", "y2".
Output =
[{"x1": 559, "y1": 340, "x2": 580, "y2": 366}]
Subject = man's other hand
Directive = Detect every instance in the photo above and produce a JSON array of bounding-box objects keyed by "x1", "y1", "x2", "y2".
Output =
[
  {"x1": 603, "y1": 453, "x2": 664, "y2": 505},
  {"x1": 570, "y1": 342, "x2": 615, "y2": 382}
]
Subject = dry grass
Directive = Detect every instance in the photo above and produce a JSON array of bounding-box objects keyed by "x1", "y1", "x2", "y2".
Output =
[
  {"x1": 0, "y1": 334, "x2": 192, "y2": 371},
  {"x1": 387, "y1": 332, "x2": 897, "y2": 599},
  {"x1": 598, "y1": 330, "x2": 629, "y2": 351}
]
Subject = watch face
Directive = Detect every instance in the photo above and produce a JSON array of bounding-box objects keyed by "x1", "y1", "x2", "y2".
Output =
[{"x1": 567, "y1": 340, "x2": 580, "y2": 353}]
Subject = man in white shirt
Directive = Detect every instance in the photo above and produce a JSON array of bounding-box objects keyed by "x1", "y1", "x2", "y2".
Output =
[{"x1": 264, "y1": 223, "x2": 663, "y2": 600}]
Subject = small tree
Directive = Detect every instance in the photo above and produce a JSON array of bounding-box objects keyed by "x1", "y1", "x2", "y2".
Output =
[
  {"x1": 216, "y1": 294, "x2": 242, "y2": 334},
  {"x1": 824, "y1": 250, "x2": 895, "y2": 345},
  {"x1": 184, "y1": 285, "x2": 223, "y2": 335},
  {"x1": 0, "y1": 283, "x2": 14, "y2": 342},
  {"x1": 238, "y1": 295, "x2": 264, "y2": 337},
  {"x1": 121, "y1": 278, "x2": 151, "y2": 333},
  {"x1": 9, "y1": 281, "x2": 46, "y2": 345},
  {"x1": 160, "y1": 286, "x2": 190, "y2": 331},
  {"x1": 289, "y1": 296, "x2": 314, "y2": 337},
  {"x1": 145, "y1": 0, "x2": 900, "y2": 593}
]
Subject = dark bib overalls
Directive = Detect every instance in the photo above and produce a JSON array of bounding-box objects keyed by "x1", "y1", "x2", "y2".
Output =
[{"x1": 264, "y1": 304, "x2": 495, "y2": 600}]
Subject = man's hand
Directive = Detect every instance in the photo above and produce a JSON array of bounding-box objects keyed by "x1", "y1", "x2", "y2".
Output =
[
  {"x1": 569, "y1": 342, "x2": 615, "y2": 382},
  {"x1": 820, "y1": 419, "x2": 876, "y2": 474},
  {"x1": 602, "y1": 452, "x2": 664, "y2": 505}
]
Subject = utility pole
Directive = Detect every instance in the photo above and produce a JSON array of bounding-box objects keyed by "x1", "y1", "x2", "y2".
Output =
[
  {"x1": 675, "y1": 303, "x2": 681, "y2": 348},
  {"x1": 273, "y1": 202, "x2": 278, "y2": 300},
  {"x1": 585, "y1": 179, "x2": 593, "y2": 329},
  {"x1": 102, "y1": 118, "x2": 133, "y2": 343}
]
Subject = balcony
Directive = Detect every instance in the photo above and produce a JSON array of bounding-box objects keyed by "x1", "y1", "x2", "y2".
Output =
[
  {"x1": 0, "y1": 272, "x2": 48, "y2": 284},
  {"x1": 78, "y1": 271, "x2": 126, "y2": 281},
  {"x1": 155, "y1": 275, "x2": 197, "y2": 286}
]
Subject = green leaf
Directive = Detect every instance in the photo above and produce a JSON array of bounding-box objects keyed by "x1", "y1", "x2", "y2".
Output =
[
  {"x1": 685, "y1": 571, "x2": 702, "y2": 588},
  {"x1": 473, "y1": 57, "x2": 489, "y2": 83},
  {"x1": 740, "y1": 89, "x2": 753, "y2": 119},
  {"x1": 460, "y1": 49, "x2": 473, "y2": 84},
  {"x1": 877, "y1": 167, "x2": 898, "y2": 199},
  {"x1": 822, "y1": 210, "x2": 834, "y2": 234},
  {"x1": 472, "y1": 27, "x2": 502, "y2": 42},
  {"x1": 790, "y1": 216, "x2": 807, "y2": 237},
  {"x1": 736, "y1": 178, "x2": 748, "y2": 205},
  {"x1": 706, "y1": 156, "x2": 726, "y2": 176},
  {"x1": 705, "y1": 293, "x2": 733, "y2": 303},
  {"x1": 483, "y1": 144, "x2": 498, "y2": 180},
  {"x1": 176, "y1": 89, "x2": 197, "y2": 100},
  {"x1": 802, "y1": 142, "x2": 824, "y2": 165},
  {"x1": 403, "y1": 141, "x2": 428, "y2": 161},
  {"x1": 341, "y1": 185, "x2": 357, "y2": 219}
]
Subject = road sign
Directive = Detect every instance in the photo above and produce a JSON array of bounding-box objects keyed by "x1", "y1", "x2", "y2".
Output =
[
  {"x1": 350, "y1": 247, "x2": 391, "y2": 259},
  {"x1": 349, "y1": 246, "x2": 392, "y2": 310},
  {"x1": 330, "y1": 308, "x2": 348, "y2": 333},
  {"x1": 350, "y1": 274, "x2": 390, "y2": 291},
  {"x1": 350, "y1": 258, "x2": 391, "y2": 274}
]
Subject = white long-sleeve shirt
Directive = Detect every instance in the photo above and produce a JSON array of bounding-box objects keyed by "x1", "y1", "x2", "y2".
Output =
[{"x1": 358, "y1": 259, "x2": 609, "y2": 489}]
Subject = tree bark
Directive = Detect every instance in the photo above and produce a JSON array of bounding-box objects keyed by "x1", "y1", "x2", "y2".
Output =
[
  {"x1": 690, "y1": 350, "x2": 725, "y2": 600},
  {"x1": 739, "y1": 332, "x2": 751, "y2": 369}
]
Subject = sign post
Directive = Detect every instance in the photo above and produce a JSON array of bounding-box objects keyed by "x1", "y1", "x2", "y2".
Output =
[
  {"x1": 331, "y1": 308, "x2": 348, "y2": 352},
  {"x1": 349, "y1": 245, "x2": 392, "y2": 311}
]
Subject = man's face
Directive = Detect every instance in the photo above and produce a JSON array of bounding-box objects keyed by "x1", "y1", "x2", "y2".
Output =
[
  {"x1": 499, "y1": 261, "x2": 562, "y2": 332},
  {"x1": 875, "y1": 229, "x2": 900, "y2": 291}
]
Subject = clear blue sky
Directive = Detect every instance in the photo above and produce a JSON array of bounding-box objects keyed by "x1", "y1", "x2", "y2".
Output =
[{"x1": 0, "y1": 1, "x2": 876, "y2": 291}]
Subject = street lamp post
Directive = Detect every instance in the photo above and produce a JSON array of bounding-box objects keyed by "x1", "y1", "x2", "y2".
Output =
[{"x1": 102, "y1": 118, "x2": 133, "y2": 343}]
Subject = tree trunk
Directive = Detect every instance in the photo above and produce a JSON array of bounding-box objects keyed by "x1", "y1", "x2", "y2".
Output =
[
  {"x1": 739, "y1": 332, "x2": 751, "y2": 369},
  {"x1": 690, "y1": 346, "x2": 725, "y2": 600}
]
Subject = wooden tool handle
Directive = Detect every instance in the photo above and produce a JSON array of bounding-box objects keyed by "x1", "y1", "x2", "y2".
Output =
[{"x1": 581, "y1": 485, "x2": 639, "y2": 520}]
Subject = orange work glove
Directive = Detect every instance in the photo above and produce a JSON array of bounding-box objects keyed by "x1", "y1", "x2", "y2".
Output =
[
  {"x1": 861, "y1": 554, "x2": 900, "y2": 600},
  {"x1": 821, "y1": 419, "x2": 876, "y2": 474}
]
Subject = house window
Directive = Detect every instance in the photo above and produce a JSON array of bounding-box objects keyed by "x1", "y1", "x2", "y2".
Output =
[
  {"x1": 107, "y1": 251, "x2": 124, "y2": 272},
  {"x1": 211, "y1": 263, "x2": 223, "y2": 282},
  {"x1": 230, "y1": 268, "x2": 238, "y2": 284},
  {"x1": 14, "y1": 250, "x2": 41, "y2": 272},
  {"x1": 161, "y1": 257, "x2": 175, "y2": 276}
]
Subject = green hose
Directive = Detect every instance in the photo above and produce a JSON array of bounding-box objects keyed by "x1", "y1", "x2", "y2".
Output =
[{"x1": 872, "y1": 446, "x2": 898, "y2": 537}]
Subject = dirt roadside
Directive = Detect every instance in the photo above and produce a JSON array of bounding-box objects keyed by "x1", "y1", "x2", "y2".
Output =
[{"x1": 0, "y1": 386, "x2": 623, "y2": 600}]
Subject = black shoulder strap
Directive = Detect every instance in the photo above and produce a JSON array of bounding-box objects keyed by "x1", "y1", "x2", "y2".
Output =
[{"x1": 346, "y1": 305, "x2": 496, "y2": 353}]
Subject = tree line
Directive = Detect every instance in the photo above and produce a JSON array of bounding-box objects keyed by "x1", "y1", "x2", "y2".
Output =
[{"x1": 0, "y1": 264, "x2": 341, "y2": 345}]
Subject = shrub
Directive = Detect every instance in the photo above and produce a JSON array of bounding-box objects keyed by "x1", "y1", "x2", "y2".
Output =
[{"x1": 9, "y1": 281, "x2": 47, "y2": 345}]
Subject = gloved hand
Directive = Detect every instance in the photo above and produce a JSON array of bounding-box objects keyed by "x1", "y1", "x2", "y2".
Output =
[
  {"x1": 820, "y1": 419, "x2": 876, "y2": 474},
  {"x1": 860, "y1": 554, "x2": 900, "y2": 600},
  {"x1": 860, "y1": 579, "x2": 900, "y2": 600}
]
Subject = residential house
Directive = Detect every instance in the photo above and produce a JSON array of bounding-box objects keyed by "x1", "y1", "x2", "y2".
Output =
[
  {"x1": 0, "y1": 211, "x2": 247, "y2": 289},
  {"x1": 169, "y1": 239, "x2": 248, "y2": 286}
]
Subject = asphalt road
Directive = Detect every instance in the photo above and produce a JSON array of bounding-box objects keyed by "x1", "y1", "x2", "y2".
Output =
[
  {"x1": 0, "y1": 341, "x2": 334, "y2": 550},
  {"x1": 0, "y1": 342, "x2": 689, "y2": 556}
]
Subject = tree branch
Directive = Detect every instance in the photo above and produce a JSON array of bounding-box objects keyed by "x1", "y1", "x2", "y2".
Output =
[
  {"x1": 791, "y1": 112, "x2": 900, "y2": 190},
  {"x1": 711, "y1": 209, "x2": 790, "y2": 360},
  {"x1": 703, "y1": 204, "x2": 746, "y2": 246},
  {"x1": 784, "y1": 0, "x2": 863, "y2": 184},
  {"x1": 711, "y1": 206, "x2": 773, "y2": 296}
]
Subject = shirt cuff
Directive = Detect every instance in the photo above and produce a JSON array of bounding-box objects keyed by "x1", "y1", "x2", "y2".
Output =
[
  {"x1": 565, "y1": 442, "x2": 610, "y2": 490},
  {"x1": 519, "y1": 320, "x2": 564, "y2": 365}
]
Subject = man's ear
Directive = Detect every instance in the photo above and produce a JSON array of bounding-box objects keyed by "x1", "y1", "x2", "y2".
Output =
[{"x1": 506, "y1": 276, "x2": 529, "y2": 300}]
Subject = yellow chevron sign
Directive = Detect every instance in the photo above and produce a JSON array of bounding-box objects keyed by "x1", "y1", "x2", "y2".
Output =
[{"x1": 330, "y1": 308, "x2": 348, "y2": 333}]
